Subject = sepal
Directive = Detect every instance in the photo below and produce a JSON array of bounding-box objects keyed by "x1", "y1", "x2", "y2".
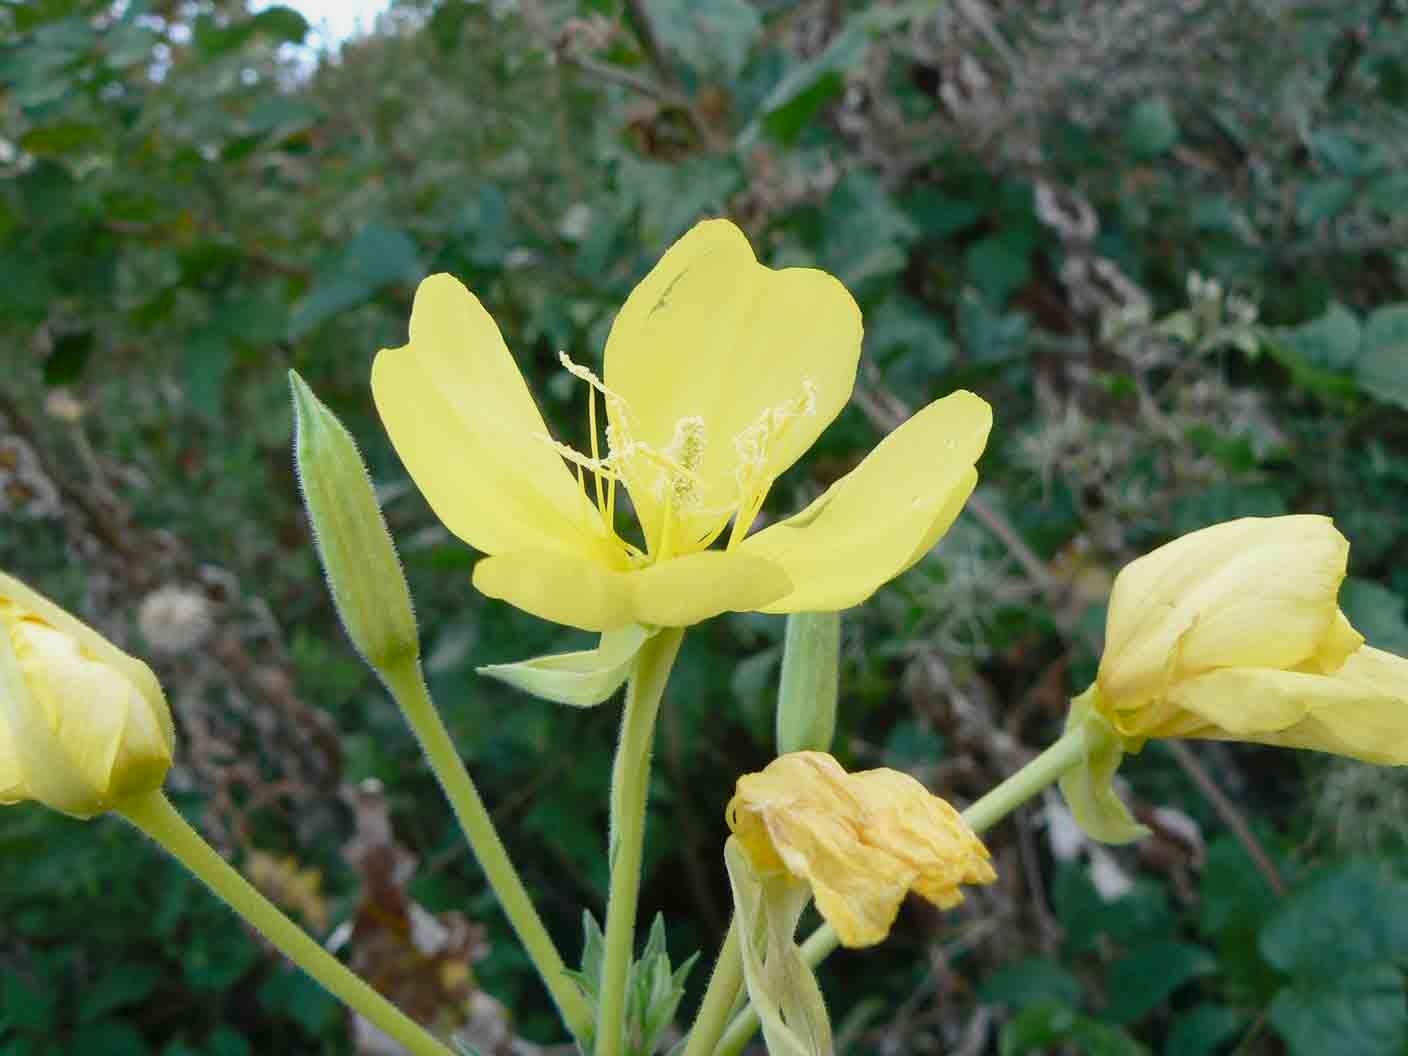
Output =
[
  {"x1": 1057, "y1": 685, "x2": 1150, "y2": 845},
  {"x1": 478, "y1": 624, "x2": 654, "y2": 707},
  {"x1": 724, "y1": 836, "x2": 834, "y2": 1056}
]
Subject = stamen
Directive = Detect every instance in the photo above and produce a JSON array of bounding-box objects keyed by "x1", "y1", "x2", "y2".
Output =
[{"x1": 726, "y1": 379, "x2": 819, "y2": 548}]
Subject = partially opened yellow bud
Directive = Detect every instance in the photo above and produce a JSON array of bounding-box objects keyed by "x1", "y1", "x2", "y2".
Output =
[
  {"x1": 1089, "y1": 515, "x2": 1408, "y2": 762},
  {"x1": 0, "y1": 571, "x2": 173, "y2": 818},
  {"x1": 726, "y1": 751, "x2": 995, "y2": 947}
]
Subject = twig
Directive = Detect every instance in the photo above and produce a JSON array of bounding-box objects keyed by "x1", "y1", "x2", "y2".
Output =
[{"x1": 1161, "y1": 740, "x2": 1286, "y2": 896}]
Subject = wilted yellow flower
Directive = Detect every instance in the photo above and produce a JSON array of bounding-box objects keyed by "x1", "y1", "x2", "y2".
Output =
[
  {"x1": 373, "y1": 220, "x2": 991, "y2": 632},
  {"x1": 0, "y1": 572, "x2": 174, "y2": 818},
  {"x1": 726, "y1": 751, "x2": 995, "y2": 947},
  {"x1": 1088, "y1": 515, "x2": 1408, "y2": 764}
]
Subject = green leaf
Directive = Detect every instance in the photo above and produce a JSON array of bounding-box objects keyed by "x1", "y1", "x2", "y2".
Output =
[
  {"x1": 1124, "y1": 97, "x2": 1179, "y2": 158},
  {"x1": 1101, "y1": 941, "x2": 1216, "y2": 1024},
  {"x1": 999, "y1": 1000, "x2": 1147, "y2": 1056},
  {"x1": 18, "y1": 122, "x2": 105, "y2": 157},
  {"x1": 1340, "y1": 578, "x2": 1408, "y2": 654},
  {"x1": 42, "y1": 330, "x2": 94, "y2": 386},
  {"x1": 290, "y1": 224, "x2": 421, "y2": 337},
  {"x1": 979, "y1": 958, "x2": 1083, "y2": 1009},
  {"x1": 68, "y1": 1022, "x2": 148, "y2": 1056},
  {"x1": 621, "y1": 156, "x2": 741, "y2": 248},
  {"x1": 1165, "y1": 1004, "x2": 1246, "y2": 1056},
  {"x1": 652, "y1": 0, "x2": 761, "y2": 79},
  {"x1": 1296, "y1": 178, "x2": 1357, "y2": 226},
  {"x1": 1358, "y1": 303, "x2": 1408, "y2": 410},
  {"x1": 78, "y1": 964, "x2": 160, "y2": 1023},
  {"x1": 820, "y1": 170, "x2": 919, "y2": 289},
  {"x1": 965, "y1": 234, "x2": 1031, "y2": 307},
  {"x1": 1274, "y1": 301, "x2": 1361, "y2": 372},
  {"x1": 1268, "y1": 965, "x2": 1406, "y2": 1056},
  {"x1": 257, "y1": 967, "x2": 340, "y2": 1037},
  {"x1": 1260, "y1": 860, "x2": 1408, "y2": 980},
  {"x1": 750, "y1": 19, "x2": 868, "y2": 146}
]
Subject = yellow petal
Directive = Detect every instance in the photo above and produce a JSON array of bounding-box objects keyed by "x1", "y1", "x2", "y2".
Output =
[
  {"x1": 472, "y1": 549, "x2": 792, "y2": 632},
  {"x1": 1173, "y1": 648, "x2": 1408, "y2": 764},
  {"x1": 1, "y1": 596, "x2": 172, "y2": 818},
  {"x1": 1099, "y1": 516, "x2": 1349, "y2": 706},
  {"x1": 603, "y1": 220, "x2": 862, "y2": 543},
  {"x1": 372, "y1": 274, "x2": 604, "y2": 560},
  {"x1": 0, "y1": 690, "x2": 25, "y2": 803},
  {"x1": 740, "y1": 391, "x2": 991, "y2": 613},
  {"x1": 726, "y1": 751, "x2": 995, "y2": 947}
]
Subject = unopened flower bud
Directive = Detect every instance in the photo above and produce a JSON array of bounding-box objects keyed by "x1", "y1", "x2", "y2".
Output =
[
  {"x1": 290, "y1": 371, "x2": 419, "y2": 676},
  {"x1": 775, "y1": 611, "x2": 839, "y2": 754},
  {"x1": 0, "y1": 571, "x2": 173, "y2": 818}
]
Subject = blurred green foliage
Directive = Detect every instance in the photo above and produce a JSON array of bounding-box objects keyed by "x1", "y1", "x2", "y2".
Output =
[{"x1": 2, "y1": 0, "x2": 1408, "y2": 1052}]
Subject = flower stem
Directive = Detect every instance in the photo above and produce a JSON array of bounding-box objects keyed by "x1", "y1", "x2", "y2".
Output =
[
  {"x1": 680, "y1": 918, "x2": 743, "y2": 1056},
  {"x1": 595, "y1": 628, "x2": 684, "y2": 1056},
  {"x1": 960, "y1": 722, "x2": 1090, "y2": 834},
  {"x1": 120, "y1": 791, "x2": 452, "y2": 1056},
  {"x1": 712, "y1": 723, "x2": 1091, "y2": 1056},
  {"x1": 380, "y1": 658, "x2": 592, "y2": 1041}
]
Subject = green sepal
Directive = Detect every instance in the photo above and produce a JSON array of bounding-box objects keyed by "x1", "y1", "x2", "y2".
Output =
[
  {"x1": 775, "y1": 611, "x2": 840, "y2": 755},
  {"x1": 724, "y1": 837, "x2": 834, "y2": 1056},
  {"x1": 478, "y1": 623, "x2": 654, "y2": 707},
  {"x1": 1057, "y1": 685, "x2": 1150, "y2": 845}
]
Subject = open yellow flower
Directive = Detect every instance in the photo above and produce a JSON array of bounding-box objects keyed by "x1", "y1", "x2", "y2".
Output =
[
  {"x1": 1089, "y1": 514, "x2": 1408, "y2": 763},
  {"x1": 726, "y1": 751, "x2": 996, "y2": 947},
  {"x1": 1, "y1": 572, "x2": 174, "y2": 818},
  {"x1": 373, "y1": 220, "x2": 991, "y2": 632}
]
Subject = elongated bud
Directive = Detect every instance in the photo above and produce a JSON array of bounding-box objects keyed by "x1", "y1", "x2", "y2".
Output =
[
  {"x1": 775, "y1": 611, "x2": 840, "y2": 755},
  {"x1": 0, "y1": 571, "x2": 173, "y2": 818},
  {"x1": 290, "y1": 371, "x2": 419, "y2": 675}
]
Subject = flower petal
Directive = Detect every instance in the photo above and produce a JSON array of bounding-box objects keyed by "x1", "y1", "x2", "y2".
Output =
[
  {"x1": 740, "y1": 391, "x2": 991, "y2": 613},
  {"x1": 727, "y1": 752, "x2": 995, "y2": 947},
  {"x1": 372, "y1": 274, "x2": 605, "y2": 560},
  {"x1": 472, "y1": 549, "x2": 792, "y2": 632},
  {"x1": 0, "y1": 689, "x2": 25, "y2": 803},
  {"x1": 1099, "y1": 516, "x2": 1349, "y2": 706},
  {"x1": 1173, "y1": 648, "x2": 1408, "y2": 764},
  {"x1": 603, "y1": 220, "x2": 862, "y2": 543}
]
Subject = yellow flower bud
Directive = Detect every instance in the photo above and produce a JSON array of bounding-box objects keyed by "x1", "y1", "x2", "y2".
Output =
[
  {"x1": 1090, "y1": 515, "x2": 1408, "y2": 763},
  {"x1": 0, "y1": 572, "x2": 174, "y2": 818},
  {"x1": 726, "y1": 751, "x2": 995, "y2": 947}
]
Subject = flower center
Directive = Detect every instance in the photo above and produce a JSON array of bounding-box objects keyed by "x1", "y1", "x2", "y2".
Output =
[{"x1": 545, "y1": 354, "x2": 817, "y2": 565}]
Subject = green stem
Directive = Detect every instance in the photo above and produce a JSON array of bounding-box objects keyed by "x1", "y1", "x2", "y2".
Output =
[
  {"x1": 120, "y1": 791, "x2": 452, "y2": 1056},
  {"x1": 960, "y1": 722, "x2": 1090, "y2": 834},
  {"x1": 381, "y1": 658, "x2": 592, "y2": 1040},
  {"x1": 680, "y1": 918, "x2": 743, "y2": 1056},
  {"x1": 712, "y1": 723, "x2": 1091, "y2": 1056},
  {"x1": 595, "y1": 628, "x2": 684, "y2": 1056}
]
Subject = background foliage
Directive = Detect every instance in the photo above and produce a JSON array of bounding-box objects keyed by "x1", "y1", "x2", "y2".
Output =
[{"x1": 2, "y1": 0, "x2": 1408, "y2": 1053}]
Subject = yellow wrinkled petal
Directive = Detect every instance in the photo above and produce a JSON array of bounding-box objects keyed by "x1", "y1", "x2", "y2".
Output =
[
  {"x1": 472, "y1": 548, "x2": 792, "y2": 632},
  {"x1": 604, "y1": 220, "x2": 862, "y2": 544},
  {"x1": 1174, "y1": 648, "x2": 1408, "y2": 765},
  {"x1": 372, "y1": 274, "x2": 604, "y2": 560},
  {"x1": 741, "y1": 391, "x2": 991, "y2": 613},
  {"x1": 726, "y1": 751, "x2": 995, "y2": 948},
  {"x1": 1099, "y1": 516, "x2": 1348, "y2": 706}
]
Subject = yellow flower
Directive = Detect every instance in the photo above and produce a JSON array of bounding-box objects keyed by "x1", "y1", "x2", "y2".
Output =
[
  {"x1": 372, "y1": 220, "x2": 991, "y2": 632},
  {"x1": 0, "y1": 572, "x2": 174, "y2": 818},
  {"x1": 1091, "y1": 514, "x2": 1408, "y2": 764},
  {"x1": 726, "y1": 751, "x2": 996, "y2": 947}
]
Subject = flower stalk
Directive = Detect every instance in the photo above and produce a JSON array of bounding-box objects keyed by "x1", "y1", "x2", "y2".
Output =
[
  {"x1": 120, "y1": 790, "x2": 453, "y2": 1056},
  {"x1": 380, "y1": 657, "x2": 593, "y2": 1040},
  {"x1": 709, "y1": 722, "x2": 1093, "y2": 1056},
  {"x1": 595, "y1": 627, "x2": 684, "y2": 1056}
]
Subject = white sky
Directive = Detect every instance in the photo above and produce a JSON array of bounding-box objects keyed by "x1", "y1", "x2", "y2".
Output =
[{"x1": 252, "y1": 0, "x2": 392, "y2": 49}]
